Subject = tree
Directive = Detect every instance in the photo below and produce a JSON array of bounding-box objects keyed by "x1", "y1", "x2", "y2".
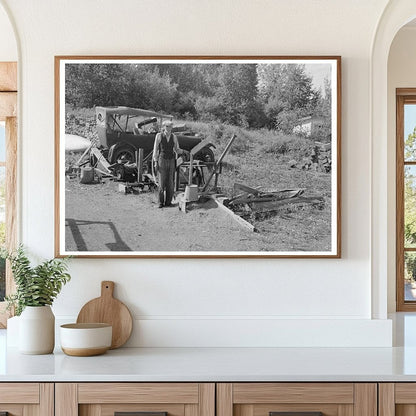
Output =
[
  {"x1": 65, "y1": 64, "x2": 178, "y2": 111},
  {"x1": 196, "y1": 64, "x2": 264, "y2": 127},
  {"x1": 402, "y1": 127, "x2": 416, "y2": 282},
  {"x1": 311, "y1": 76, "x2": 332, "y2": 141},
  {"x1": 405, "y1": 126, "x2": 416, "y2": 161},
  {"x1": 66, "y1": 64, "x2": 128, "y2": 107},
  {"x1": 405, "y1": 127, "x2": 416, "y2": 248},
  {"x1": 257, "y1": 63, "x2": 320, "y2": 131}
]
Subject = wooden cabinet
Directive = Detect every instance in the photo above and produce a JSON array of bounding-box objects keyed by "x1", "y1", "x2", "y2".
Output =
[
  {"x1": 217, "y1": 383, "x2": 377, "y2": 416},
  {"x1": 0, "y1": 380, "x2": 411, "y2": 416},
  {"x1": 55, "y1": 383, "x2": 215, "y2": 416},
  {"x1": 0, "y1": 383, "x2": 53, "y2": 416},
  {"x1": 379, "y1": 383, "x2": 416, "y2": 416}
]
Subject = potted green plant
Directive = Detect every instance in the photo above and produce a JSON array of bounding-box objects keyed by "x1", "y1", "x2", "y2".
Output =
[{"x1": 5, "y1": 246, "x2": 71, "y2": 354}]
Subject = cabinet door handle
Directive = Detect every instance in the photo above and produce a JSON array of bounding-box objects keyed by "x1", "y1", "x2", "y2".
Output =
[
  {"x1": 115, "y1": 412, "x2": 168, "y2": 416},
  {"x1": 270, "y1": 413, "x2": 323, "y2": 416}
]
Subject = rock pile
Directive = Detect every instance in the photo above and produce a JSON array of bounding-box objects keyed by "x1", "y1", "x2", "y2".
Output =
[{"x1": 302, "y1": 141, "x2": 331, "y2": 173}]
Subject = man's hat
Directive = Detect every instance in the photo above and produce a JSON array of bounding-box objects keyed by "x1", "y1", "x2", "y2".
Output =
[{"x1": 162, "y1": 120, "x2": 173, "y2": 127}]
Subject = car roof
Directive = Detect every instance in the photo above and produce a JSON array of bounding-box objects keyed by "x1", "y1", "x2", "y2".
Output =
[{"x1": 96, "y1": 106, "x2": 173, "y2": 119}]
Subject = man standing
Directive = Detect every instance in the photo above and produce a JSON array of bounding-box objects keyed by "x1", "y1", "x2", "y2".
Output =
[{"x1": 153, "y1": 120, "x2": 184, "y2": 208}]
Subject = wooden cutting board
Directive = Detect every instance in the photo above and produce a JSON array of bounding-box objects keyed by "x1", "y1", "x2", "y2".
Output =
[{"x1": 76, "y1": 281, "x2": 133, "y2": 349}]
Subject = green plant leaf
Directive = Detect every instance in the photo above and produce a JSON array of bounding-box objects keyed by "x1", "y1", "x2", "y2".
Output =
[{"x1": 5, "y1": 245, "x2": 71, "y2": 316}]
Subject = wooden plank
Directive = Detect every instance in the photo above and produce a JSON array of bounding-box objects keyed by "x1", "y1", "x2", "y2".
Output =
[
  {"x1": 78, "y1": 383, "x2": 199, "y2": 404},
  {"x1": 0, "y1": 92, "x2": 16, "y2": 120},
  {"x1": 39, "y1": 383, "x2": 54, "y2": 416},
  {"x1": 234, "y1": 183, "x2": 261, "y2": 196},
  {"x1": 247, "y1": 196, "x2": 323, "y2": 212},
  {"x1": 0, "y1": 383, "x2": 39, "y2": 404},
  {"x1": 0, "y1": 405, "x2": 23, "y2": 416},
  {"x1": 238, "y1": 405, "x2": 253, "y2": 416},
  {"x1": 80, "y1": 404, "x2": 101, "y2": 416},
  {"x1": 216, "y1": 384, "x2": 233, "y2": 416},
  {"x1": 379, "y1": 384, "x2": 395, "y2": 416},
  {"x1": 230, "y1": 192, "x2": 312, "y2": 206},
  {"x1": 397, "y1": 94, "x2": 406, "y2": 311},
  {"x1": 5, "y1": 117, "x2": 17, "y2": 291},
  {"x1": 335, "y1": 55, "x2": 342, "y2": 259},
  {"x1": 91, "y1": 147, "x2": 111, "y2": 173},
  {"x1": 230, "y1": 188, "x2": 305, "y2": 205},
  {"x1": 397, "y1": 88, "x2": 416, "y2": 96},
  {"x1": 396, "y1": 405, "x2": 416, "y2": 416},
  {"x1": 233, "y1": 383, "x2": 354, "y2": 404},
  {"x1": 54, "y1": 56, "x2": 61, "y2": 258},
  {"x1": 55, "y1": 383, "x2": 78, "y2": 416},
  {"x1": 354, "y1": 383, "x2": 377, "y2": 416},
  {"x1": 211, "y1": 196, "x2": 256, "y2": 232},
  {"x1": 100, "y1": 403, "x2": 184, "y2": 416},
  {"x1": 199, "y1": 384, "x2": 215, "y2": 416},
  {"x1": 185, "y1": 404, "x2": 199, "y2": 416},
  {"x1": 395, "y1": 383, "x2": 416, "y2": 403},
  {"x1": 337, "y1": 404, "x2": 353, "y2": 416},
  {"x1": 0, "y1": 116, "x2": 17, "y2": 327},
  {"x1": 0, "y1": 62, "x2": 17, "y2": 92},
  {"x1": 23, "y1": 404, "x2": 38, "y2": 416},
  {"x1": 253, "y1": 404, "x2": 338, "y2": 416},
  {"x1": 138, "y1": 148, "x2": 144, "y2": 183}
]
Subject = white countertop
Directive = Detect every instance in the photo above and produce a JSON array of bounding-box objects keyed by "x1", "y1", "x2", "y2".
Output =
[
  {"x1": 2, "y1": 346, "x2": 416, "y2": 382},
  {"x1": 2, "y1": 313, "x2": 416, "y2": 382}
]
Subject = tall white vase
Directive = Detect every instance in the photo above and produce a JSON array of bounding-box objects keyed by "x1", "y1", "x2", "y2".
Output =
[{"x1": 19, "y1": 306, "x2": 55, "y2": 354}]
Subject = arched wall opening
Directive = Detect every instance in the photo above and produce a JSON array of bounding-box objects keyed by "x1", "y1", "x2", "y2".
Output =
[
  {"x1": 372, "y1": 0, "x2": 416, "y2": 319},
  {"x1": 387, "y1": 19, "x2": 416, "y2": 313}
]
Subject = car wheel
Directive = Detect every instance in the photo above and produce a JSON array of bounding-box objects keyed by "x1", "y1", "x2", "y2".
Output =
[
  {"x1": 194, "y1": 147, "x2": 215, "y2": 172},
  {"x1": 195, "y1": 147, "x2": 215, "y2": 164},
  {"x1": 111, "y1": 146, "x2": 136, "y2": 164}
]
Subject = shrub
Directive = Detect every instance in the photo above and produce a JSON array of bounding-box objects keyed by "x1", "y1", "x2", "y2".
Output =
[{"x1": 4, "y1": 246, "x2": 71, "y2": 316}]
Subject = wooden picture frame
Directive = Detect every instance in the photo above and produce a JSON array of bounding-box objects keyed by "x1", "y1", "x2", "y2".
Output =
[{"x1": 55, "y1": 56, "x2": 341, "y2": 258}]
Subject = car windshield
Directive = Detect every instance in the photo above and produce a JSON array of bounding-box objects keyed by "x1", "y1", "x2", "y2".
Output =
[{"x1": 107, "y1": 114, "x2": 159, "y2": 134}]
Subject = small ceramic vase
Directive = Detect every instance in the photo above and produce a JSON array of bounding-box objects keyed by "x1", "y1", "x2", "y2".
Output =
[{"x1": 19, "y1": 306, "x2": 55, "y2": 354}]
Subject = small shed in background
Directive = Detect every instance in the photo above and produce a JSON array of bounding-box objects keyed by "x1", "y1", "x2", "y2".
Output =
[{"x1": 293, "y1": 115, "x2": 325, "y2": 137}]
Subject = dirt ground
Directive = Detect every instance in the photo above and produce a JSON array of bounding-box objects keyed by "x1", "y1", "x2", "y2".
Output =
[
  {"x1": 66, "y1": 177, "x2": 262, "y2": 252},
  {"x1": 64, "y1": 176, "x2": 330, "y2": 253}
]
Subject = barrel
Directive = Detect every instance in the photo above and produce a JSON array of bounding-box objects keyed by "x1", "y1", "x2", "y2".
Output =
[{"x1": 80, "y1": 167, "x2": 95, "y2": 184}]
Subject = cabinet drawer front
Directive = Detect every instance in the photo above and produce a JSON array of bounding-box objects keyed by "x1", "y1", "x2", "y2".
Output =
[
  {"x1": 80, "y1": 403, "x2": 186, "y2": 416},
  {"x1": 0, "y1": 383, "x2": 39, "y2": 403},
  {"x1": 233, "y1": 384, "x2": 354, "y2": 404},
  {"x1": 395, "y1": 383, "x2": 416, "y2": 403},
  {"x1": 78, "y1": 383, "x2": 200, "y2": 404},
  {"x1": 239, "y1": 403, "x2": 340, "y2": 416}
]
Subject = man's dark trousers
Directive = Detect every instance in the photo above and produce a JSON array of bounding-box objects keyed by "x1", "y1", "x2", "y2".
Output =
[{"x1": 158, "y1": 157, "x2": 175, "y2": 206}]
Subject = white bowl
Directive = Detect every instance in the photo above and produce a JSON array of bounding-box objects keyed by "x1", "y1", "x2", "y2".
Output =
[{"x1": 60, "y1": 323, "x2": 112, "y2": 356}]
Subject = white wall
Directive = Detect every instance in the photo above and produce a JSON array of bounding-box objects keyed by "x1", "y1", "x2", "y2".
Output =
[
  {"x1": 0, "y1": 0, "x2": 393, "y2": 347},
  {"x1": 0, "y1": 3, "x2": 16, "y2": 61},
  {"x1": 387, "y1": 26, "x2": 416, "y2": 312}
]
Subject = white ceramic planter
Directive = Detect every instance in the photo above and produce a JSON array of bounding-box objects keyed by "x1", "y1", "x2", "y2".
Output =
[{"x1": 19, "y1": 306, "x2": 55, "y2": 354}]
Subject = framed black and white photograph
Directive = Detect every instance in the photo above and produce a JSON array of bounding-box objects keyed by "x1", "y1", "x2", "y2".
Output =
[{"x1": 55, "y1": 56, "x2": 341, "y2": 258}]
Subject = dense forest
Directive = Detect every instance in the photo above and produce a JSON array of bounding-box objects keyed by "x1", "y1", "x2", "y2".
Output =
[{"x1": 65, "y1": 63, "x2": 331, "y2": 138}]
